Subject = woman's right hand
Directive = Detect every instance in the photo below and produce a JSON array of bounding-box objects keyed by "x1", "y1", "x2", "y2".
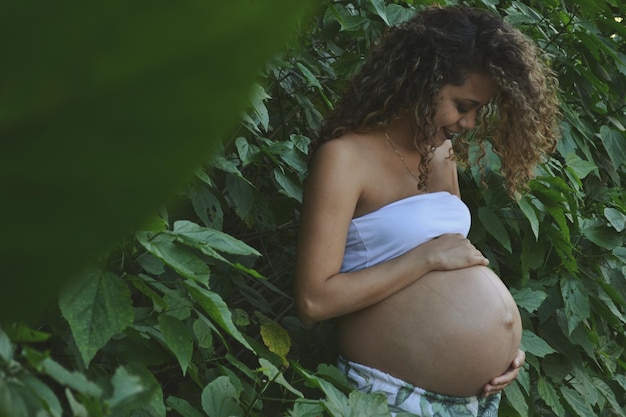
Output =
[{"x1": 421, "y1": 233, "x2": 490, "y2": 271}]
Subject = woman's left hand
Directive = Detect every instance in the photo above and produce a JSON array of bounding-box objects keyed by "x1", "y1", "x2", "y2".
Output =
[{"x1": 481, "y1": 349, "x2": 525, "y2": 397}]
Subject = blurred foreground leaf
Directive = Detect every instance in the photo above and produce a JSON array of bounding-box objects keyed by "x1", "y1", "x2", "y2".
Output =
[{"x1": 0, "y1": 0, "x2": 312, "y2": 321}]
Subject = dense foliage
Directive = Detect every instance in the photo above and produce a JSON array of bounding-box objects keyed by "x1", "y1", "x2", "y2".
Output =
[{"x1": 1, "y1": 0, "x2": 625, "y2": 416}]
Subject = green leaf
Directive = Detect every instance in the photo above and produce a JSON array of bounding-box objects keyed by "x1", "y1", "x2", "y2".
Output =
[
  {"x1": 346, "y1": 390, "x2": 390, "y2": 417},
  {"x1": 605, "y1": 207, "x2": 626, "y2": 232},
  {"x1": 166, "y1": 397, "x2": 204, "y2": 417},
  {"x1": 234, "y1": 137, "x2": 253, "y2": 166},
  {"x1": 521, "y1": 232, "x2": 547, "y2": 279},
  {"x1": 226, "y1": 174, "x2": 256, "y2": 222},
  {"x1": 201, "y1": 376, "x2": 244, "y2": 417},
  {"x1": 65, "y1": 389, "x2": 91, "y2": 417},
  {"x1": 225, "y1": 353, "x2": 257, "y2": 382},
  {"x1": 129, "y1": 274, "x2": 168, "y2": 312},
  {"x1": 505, "y1": 2, "x2": 544, "y2": 25},
  {"x1": 258, "y1": 358, "x2": 304, "y2": 398},
  {"x1": 173, "y1": 220, "x2": 261, "y2": 257},
  {"x1": 59, "y1": 269, "x2": 133, "y2": 366},
  {"x1": 616, "y1": 375, "x2": 626, "y2": 393},
  {"x1": 538, "y1": 376, "x2": 565, "y2": 416},
  {"x1": 296, "y1": 62, "x2": 324, "y2": 90},
  {"x1": 520, "y1": 330, "x2": 557, "y2": 357},
  {"x1": 580, "y1": 218, "x2": 623, "y2": 250},
  {"x1": 184, "y1": 282, "x2": 253, "y2": 352},
  {"x1": 297, "y1": 361, "x2": 390, "y2": 417},
  {"x1": 123, "y1": 363, "x2": 166, "y2": 417},
  {"x1": 368, "y1": 0, "x2": 390, "y2": 26},
  {"x1": 517, "y1": 196, "x2": 540, "y2": 239},
  {"x1": 210, "y1": 154, "x2": 245, "y2": 179},
  {"x1": 477, "y1": 207, "x2": 512, "y2": 252},
  {"x1": 504, "y1": 379, "x2": 528, "y2": 416},
  {"x1": 515, "y1": 365, "x2": 530, "y2": 395},
  {"x1": 289, "y1": 401, "x2": 325, "y2": 417},
  {"x1": 543, "y1": 204, "x2": 571, "y2": 248},
  {"x1": 561, "y1": 278, "x2": 591, "y2": 334},
  {"x1": 0, "y1": 379, "x2": 30, "y2": 417},
  {"x1": 0, "y1": 327, "x2": 13, "y2": 363},
  {"x1": 565, "y1": 153, "x2": 597, "y2": 179},
  {"x1": 40, "y1": 357, "x2": 103, "y2": 397},
  {"x1": 136, "y1": 231, "x2": 210, "y2": 284},
  {"x1": 331, "y1": 4, "x2": 370, "y2": 32},
  {"x1": 596, "y1": 338, "x2": 623, "y2": 374},
  {"x1": 192, "y1": 318, "x2": 214, "y2": 349},
  {"x1": 314, "y1": 363, "x2": 354, "y2": 393},
  {"x1": 274, "y1": 169, "x2": 303, "y2": 202},
  {"x1": 6, "y1": 324, "x2": 51, "y2": 343},
  {"x1": 598, "y1": 125, "x2": 626, "y2": 170},
  {"x1": 1, "y1": 0, "x2": 313, "y2": 322},
  {"x1": 616, "y1": 51, "x2": 626, "y2": 76},
  {"x1": 292, "y1": 362, "x2": 351, "y2": 415},
  {"x1": 561, "y1": 386, "x2": 595, "y2": 417},
  {"x1": 158, "y1": 313, "x2": 193, "y2": 375},
  {"x1": 614, "y1": 247, "x2": 626, "y2": 263},
  {"x1": 108, "y1": 367, "x2": 145, "y2": 408},
  {"x1": 598, "y1": 289, "x2": 626, "y2": 324},
  {"x1": 231, "y1": 262, "x2": 265, "y2": 279},
  {"x1": 511, "y1": 288, "x2": 548, "y2": 313},
  {"x1": 246, "y1": 83, "x2": 271, "y2": 132},
  {"x1": 593, "y1": 378, "x2": 626, "y2": 417},
  {"x1": 571, "y1": 368, "x2": 598, "y2": 406},
  {"x1": 188, "y1": 183, "x2": 223, "y2": 229},
  {"x1": 19, "y1": 374, "x2": 63, "y2": 417},
  {"x1": 279, "y1": 147, "x2": 309, "y2": 176},
  {"x1": 385, "y1": 4, "x2": 415, "y2": 26},
  {"x1": 290, "y1": 134, "x2": 311, "y2": 154}
]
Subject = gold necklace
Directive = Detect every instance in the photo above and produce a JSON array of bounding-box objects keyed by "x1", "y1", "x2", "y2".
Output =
[{"x1": 384, "y1": 131, "x2": 421, "y2": 191}]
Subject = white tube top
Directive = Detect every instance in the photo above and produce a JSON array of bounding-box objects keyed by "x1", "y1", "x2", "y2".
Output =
[{"x1": 340, "y1": 191, "x2": 471, "y2": 272}]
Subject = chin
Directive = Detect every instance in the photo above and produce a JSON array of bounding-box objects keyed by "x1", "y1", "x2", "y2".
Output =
[{"x1": 432, "y1": 138, "x2": 448, "y2": 148}]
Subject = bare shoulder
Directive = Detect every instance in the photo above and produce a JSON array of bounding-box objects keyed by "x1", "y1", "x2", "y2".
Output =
[
  {"x1": 311, "y1": 134, "x2": 368, "y2": 169},
  {"x1": 308, "y1": 134, "x2": 372, "y2": 191}
]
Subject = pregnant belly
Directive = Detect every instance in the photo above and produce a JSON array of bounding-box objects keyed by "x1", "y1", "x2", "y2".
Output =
[{"x1": 336, "y1": 265, "x2": 522, "y2": 397}]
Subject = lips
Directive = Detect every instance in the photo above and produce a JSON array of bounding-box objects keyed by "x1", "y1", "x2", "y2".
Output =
[{"x1": 433, "y1": 127, "x2": 458, "y2": 146}]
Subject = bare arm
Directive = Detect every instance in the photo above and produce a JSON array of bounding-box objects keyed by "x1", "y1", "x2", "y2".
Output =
[{"x1": 294, "y1": 139, "x2": 488, "y2": 324}]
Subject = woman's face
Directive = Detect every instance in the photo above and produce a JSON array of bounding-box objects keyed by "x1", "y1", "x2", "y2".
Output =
[{"x1": 429, "y1": 72, "x2": 498, "y2": 147}]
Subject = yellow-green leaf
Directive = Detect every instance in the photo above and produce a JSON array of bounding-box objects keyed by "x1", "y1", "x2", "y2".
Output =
[{"x1": 260, "y1": 321, "x2": 291, "y2": 366}]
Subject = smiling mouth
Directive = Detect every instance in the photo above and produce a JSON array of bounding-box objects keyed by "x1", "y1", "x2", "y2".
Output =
[{"x1": 443, "y1": 128, "x2": 458, "y2": 141}]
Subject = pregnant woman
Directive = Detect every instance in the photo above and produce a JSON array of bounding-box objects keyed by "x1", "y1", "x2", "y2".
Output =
[{"x1": 294, "y1": 5, "x2": 560, "y2": 416}]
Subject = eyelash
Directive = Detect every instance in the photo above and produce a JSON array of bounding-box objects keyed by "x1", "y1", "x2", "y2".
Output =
[{"x1": 456, "y1": 104, "x2": 469, "y2": 113}]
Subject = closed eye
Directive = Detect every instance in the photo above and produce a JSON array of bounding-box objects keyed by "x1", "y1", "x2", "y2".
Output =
[
  {"x1": 456, "y1": 99, "x2": 480, "y2": 113},
  {"x1": 456, "y1": 104, "x2": 469, "y2": 113}
]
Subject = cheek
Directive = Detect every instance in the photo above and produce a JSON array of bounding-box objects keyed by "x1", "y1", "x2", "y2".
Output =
[{"x1": 433, "y1": 109, "x2": 454, "y2": 127}]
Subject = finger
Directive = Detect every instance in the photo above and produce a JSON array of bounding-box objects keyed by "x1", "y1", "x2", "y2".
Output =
[
  {"x1": 481, "y1": 385, "x2": 503, "y2": 398},
  {"x1": 489, "y1": 379, "x2": 511, "y2": 389},
  {"x1": 489, "y1": 369, "x2": 520, "y2": 387},
  {"x1": 468, "y1": 248, "x2": 488, "y2": 265}
]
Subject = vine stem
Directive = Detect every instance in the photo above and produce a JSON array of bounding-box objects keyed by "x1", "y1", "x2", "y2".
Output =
[{"x1": 243, "y1": 368, "x2": 282, "y2": 417}]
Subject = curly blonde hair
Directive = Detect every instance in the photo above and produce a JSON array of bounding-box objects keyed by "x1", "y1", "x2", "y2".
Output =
[{"x1": 316, "y1": 5, "x2": 560, "y2": 196}]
